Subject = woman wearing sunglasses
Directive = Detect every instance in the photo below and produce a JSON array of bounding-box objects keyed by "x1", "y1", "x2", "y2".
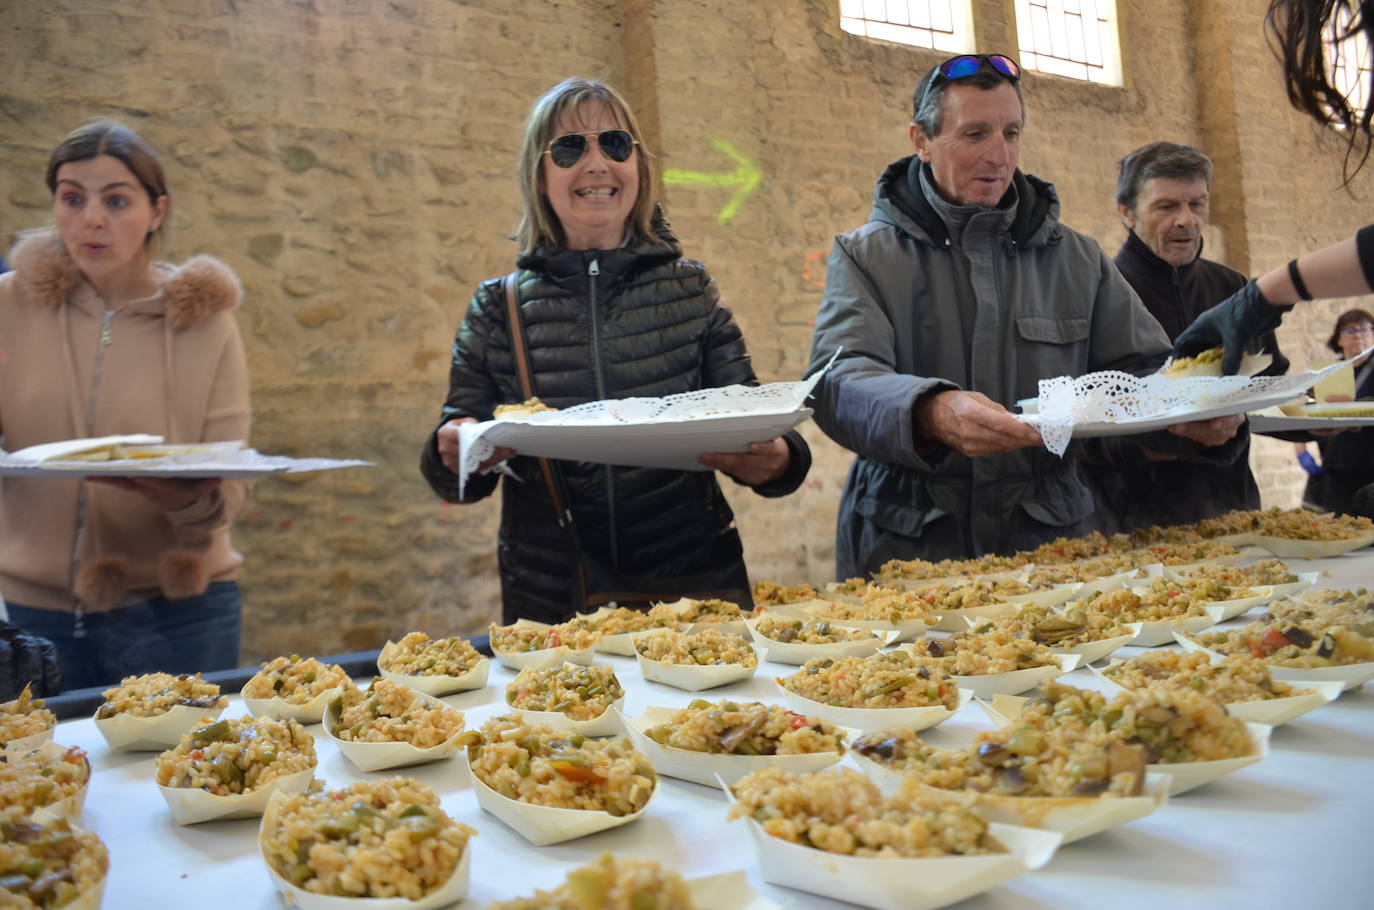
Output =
[
  {"x1": 421, "y1": 77, "x2": 810, "y2": 624},
  {"x1": 1175, "y1": 0, "x2": 1374, "y2": 372}
]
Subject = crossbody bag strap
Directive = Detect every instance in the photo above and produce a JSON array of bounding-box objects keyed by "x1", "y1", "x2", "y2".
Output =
[{"x1": 502, "y1": 271, "x2": 572, "y2": 530}]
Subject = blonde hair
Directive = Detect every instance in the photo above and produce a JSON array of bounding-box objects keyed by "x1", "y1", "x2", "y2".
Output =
[{"x1": 515, "y1": 78, "x2": 655, "y2": 256}]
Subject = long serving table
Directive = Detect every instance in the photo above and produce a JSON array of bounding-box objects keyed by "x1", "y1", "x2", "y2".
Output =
[{"x1": 47, "y1": 552, "x2": 1374, "y2": 909}]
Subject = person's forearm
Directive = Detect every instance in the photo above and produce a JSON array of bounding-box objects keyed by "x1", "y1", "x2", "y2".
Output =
[{"x1": 1256, "y1": 235, "x2": 1368, "y2": 304}]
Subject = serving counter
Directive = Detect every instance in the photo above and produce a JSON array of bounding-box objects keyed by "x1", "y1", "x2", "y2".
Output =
[{"x1": 41, "y1": 552, "x2": 1374, "y2": 909}]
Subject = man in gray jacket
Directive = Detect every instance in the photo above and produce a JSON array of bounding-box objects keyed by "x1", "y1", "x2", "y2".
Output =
[{"x1": 806, "y1": 54, "x2": 1244, "y2": 579}]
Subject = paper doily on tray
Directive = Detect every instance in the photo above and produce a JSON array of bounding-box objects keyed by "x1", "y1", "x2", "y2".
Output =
[{"x1": 1031, "y1": 360, "x2": 1351, "y2": 456}]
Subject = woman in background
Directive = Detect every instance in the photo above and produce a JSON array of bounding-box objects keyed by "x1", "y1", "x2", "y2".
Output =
[
  {"x1": 421, "y1": 78, "x2": 809, "y2": 624},
  {"x1": 0, "y1": 120, "x2": 252, "y2": 689},
  {"x1": 1298, "y1": 309, "x2": 1374, "y2": 513}
]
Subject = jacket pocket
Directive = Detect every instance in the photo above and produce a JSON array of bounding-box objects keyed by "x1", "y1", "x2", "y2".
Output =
[
  {"x1": 854, "y1": 495, "x2": 945, "y2": 537},
  {"x1": 1018, "y1": 465, "x2": 1096, "y2": 527},
  {"x1": 1015, "y1": 314, "x2": 1090, "y2": 344}
]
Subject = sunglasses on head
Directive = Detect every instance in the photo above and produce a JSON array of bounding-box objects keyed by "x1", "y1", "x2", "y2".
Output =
[
  {"x1": 544, "y1": 129, "x2": 637, "y2": 168},
  {"x1": 918, "y1": 54, "x2": 1021, "y2": 111}
]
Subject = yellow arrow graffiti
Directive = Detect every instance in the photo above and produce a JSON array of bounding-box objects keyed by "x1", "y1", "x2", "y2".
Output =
[{"x1": 662, "y1": 138, "x2": 761, "y2": 226}]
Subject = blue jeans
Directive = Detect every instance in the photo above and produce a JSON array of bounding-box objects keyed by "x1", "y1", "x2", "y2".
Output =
[{"x1": 6, "y1": 581, "x2": 242, "y2": 691}]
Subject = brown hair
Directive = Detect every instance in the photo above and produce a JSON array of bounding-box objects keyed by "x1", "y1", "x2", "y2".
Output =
[
  {"x1": 515, "y1": 78, "x2": 655, "y2": 256},
  {"x1": 1267, "y1": 0, "x2": 1374, "y2": 183},
  {"x1": 1115, "y1": 142, "x2": 1213, "y2": 211},
  {"x1": 1328, "y1": 307, "x2": 1374, "y2": 352},
  {"x1": 46, "y1": 119, "x2": 170, "y2": 246}
]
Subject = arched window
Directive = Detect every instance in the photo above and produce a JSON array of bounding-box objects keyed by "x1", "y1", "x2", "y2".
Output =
[
  {"x1": 838, "y1": 0, "x2": 976, "y2": 53},
  {"x1": 1327, "y1": 3, "x2": 1373, "y2": 123},
  {"x1": 1014, "y1": 0, "x2": 1122, "y2": 86}
]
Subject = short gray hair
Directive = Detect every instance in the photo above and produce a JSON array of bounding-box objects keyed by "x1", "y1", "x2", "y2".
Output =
[
  {"x1": 1115, "y1": 141, "x2": 1212, "y2": 211},
  {"x1": 912, "y1": 66, "x2": 1024, "y2": 138}
]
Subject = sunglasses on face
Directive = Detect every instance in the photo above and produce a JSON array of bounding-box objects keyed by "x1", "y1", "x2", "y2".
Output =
[{"x1": 544, "y1": 129, "x2": 637, "y2": 168}]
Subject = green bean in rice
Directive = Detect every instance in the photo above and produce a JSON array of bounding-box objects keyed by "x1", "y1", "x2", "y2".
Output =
[
  {"x1": 635, "y1": 628, "x2": 756, "y2": 666},
  {"x1": 0, "y1": 745, "x2": 89, "y2": 815},
  {"x1": 379, "y1": 632, "x2": 484, "y2": 676},
  {"x1": 95, "y1": 671, "x2": 225, "y2": 719},
  {"x1": 0, "y1": 809, "x2": 108, "y2": 909},
  {"x1": 261, "y1": 776, "x2": 474, "y2": 899},
  {"x1": 484, "y1": 852, "x2": 696, "y2": 910},
  {"x1": 1103, "y1": 651, "x2": 1308, "y2": 703},
  {"x1": 506, "y1": 665, "x2": 624, "y2": 720},
  {"x1": 155, "y1": 715, "x2": 316, "y2": 795},
  {"x1": 580, "y1": 607, "x2": 677, "y2": 635},
  {"x1": 728, "y1": 767, "x2": 1004, "y2": 857},
  {"x1": 778, "y1": 652, "x2": 959, "y2": 709},
  {"x1": 904, "y1": 628, "x2": 1058, "y2": 675},
  {"x1": 645, "y1": 699, "x2": 844, "y2": 755},
  {"x1": 0, "y1": 685, "x2": 55, "y2": 747},
  {"x1": 468, "y1": 715, "x2": 656, "y2": 816},
  {"x1": 753, "y1": 615, "x2": 877, "y2": 644},
  {"x1": 489, "y1": 621, "x2": 601, "y2": 653},
  {"x1": 242, "y1": 656, "x2": 349, "y2": 704},
  {"x1": 327, "y1": 678, "x2": 468, "y2": 747}
]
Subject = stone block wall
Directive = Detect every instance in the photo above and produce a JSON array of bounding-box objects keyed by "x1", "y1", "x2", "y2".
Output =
[{"x1": 1, "y1": 0, "x2": 1370, "y2": 660}]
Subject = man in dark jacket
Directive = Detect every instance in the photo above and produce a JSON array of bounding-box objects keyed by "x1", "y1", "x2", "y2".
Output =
[
  {"x1": 806, "y1": 55, "x2": 1245, "y2": 579},
  {"x1": 1092, "y1": 141, "x2": 1288, "y2": 532}
]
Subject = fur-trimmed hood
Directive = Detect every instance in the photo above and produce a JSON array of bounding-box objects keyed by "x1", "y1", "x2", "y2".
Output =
[{"x1": 9, "y1": 230, "x2": 241, "y2": 330}]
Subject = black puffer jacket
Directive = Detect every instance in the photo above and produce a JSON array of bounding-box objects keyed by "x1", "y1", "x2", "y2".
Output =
[{"x1": 421, "y1": 215, "x2": 810, "y2": 623}]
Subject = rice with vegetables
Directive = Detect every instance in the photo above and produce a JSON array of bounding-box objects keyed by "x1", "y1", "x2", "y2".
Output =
[
  {"x1": 1025, "y1": 555, "x2": 1146, "y2": 587},
  {"x1": 646, "y1": 598, "x2": 743, "y2": 624},
  {"x1": 753, "y1": 615, "x2": 877, "y2": 644},
  {"x1": 1102, "y1": 651, "x2": 1308, "y2": 703},
  {"x1": 156, "y1": 715, "x2": 316, "y2": 795},
  {"x1": 809, "y1": 585, "x2": 937, "y2": 624},
  {"x1": 95, "y1": 672, "x2": 226, "y2": 719},
  {"x1": 972, "y1": 604, "x2": 1129, "y2": 648},
  {"x1": 1192, "y1": 618, "x2": 1374, "y2": 667},
  {"x1": 1079, "y1": 587, "x2": 1205, "y2": 622},
  {"x1": 1172, "y1": 559, "x2": 1298, "y2": 588},
  {"x1": 242, "y1": 656, "x2": 349, "y2": 703},
  {"x1": 489, "y1": 621, "x2": 601, "y2": 654},
  {"x1": 644, "y1": 700, "x2": 845, "y2": 755},
  {"x1": 876, "y1": 552, "x2": 1026, "y2": 582},
  {"x1": 0, "y1": 746, "x2": 89, "y2": 815},
  {"x1": 506, "y1": 665, "x2": 624, "y2": 720},
  {"x1": 1196, "y1": 506, "x2": 1374, "y2": 541},
  {"x1": 484, "y1": 853, "x2": 696, "y2": 910},
  {"x1": 1016, "y1": 682, "x2": 1254, "y2": 763},
  {"x1": 778, "y1": 652, "x2": 960, "y2": 709},
  {"x1": 854, "y1": 725, "x2": 1146, "y2": 797},
  {"x1": 579, "y1": 607, "x2": 677, "y2": 635},
  {"x1": 1277, "y1": 589, "x2": 1374, "y2": 634},
  {"x1": 728, "y1": 767, "x2": 1004, "y2": 857},
  {"x1": 328, "y1": 678, "x2": 467, "y2": 747},
  {"x1": 913, "y1": 579, "x2": 1031, "y2": 613},
  {"x1": 0, "y1": 810, "x2": 108, "y2": 909},
  {"x1": 379, "y1": 632, "x2": 484, "y2": 676},
  {"x1": 261, "y1": 776, "x2": 474, "y2": 899},
  {"x1": 0, "y1": 686, "x2": 55, "y2": 748},
  {"x1": 635, "y1": 628, "x2": 756, "y2": 666},
  {"x1": 468, "y1": 715, "x2": 656, "y2": 815},
  {"x1": 903, "y1": 628, "x2": 1058, "y2": 675},
  {"x1": 752, "y1": 580, "x2": 822, "y2": 606}
]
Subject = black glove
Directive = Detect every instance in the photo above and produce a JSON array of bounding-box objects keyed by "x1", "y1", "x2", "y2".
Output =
[
  {"x1": 0, "y1": 621, "x2": 63, "y2": 702},
  {"x1": 1173, "y1": 280, "x2": 1292, "y2": 375}
]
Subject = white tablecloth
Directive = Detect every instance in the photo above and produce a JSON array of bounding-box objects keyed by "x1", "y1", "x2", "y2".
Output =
[{"x1": 42, "y1": 553, "x2": 1374, "y2": 909}]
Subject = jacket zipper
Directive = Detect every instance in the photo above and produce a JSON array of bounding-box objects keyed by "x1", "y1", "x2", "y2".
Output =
[
  {"x1": 586, "y1": 258, "x2": 620, "y2": 570},
  {"x1": 67, "y1": 307, "x2": 122, "y2": 636}
]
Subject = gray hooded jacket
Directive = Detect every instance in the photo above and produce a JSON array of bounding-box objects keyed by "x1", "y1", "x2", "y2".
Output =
[{"x1": 806, "y1": 156, "x2": 1241, "y2": 577}]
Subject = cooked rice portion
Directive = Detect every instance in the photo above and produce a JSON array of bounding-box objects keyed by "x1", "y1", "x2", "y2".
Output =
[
  {"x1": 0, "y1": 686, "x2": 55, "y2": 747},
  {"x1": 506, "y1": 664, "x2": 624, "y2": 720},
  {"x1": 1025, "y1": 555, "x2": 1146, "y2": 587},
  {"x1": 644, "y1": 700, "x2": 845, "y2": 755},
  {"x1": 379, "y1": 632, "x2": 484, "y2": 676},
  {"x1": 913, "y1": 579, "x2": 1030, "y2": 613},
  {"x1": 854, "y1": 725, "x2": 1146, "y2": 798},
  {"x1": 752, "y1": 580, "x2": 822, "y2": 606},
  {"x1": 489, "y1": 621, "x2": 601, "y2": 654},
  {"x1": 0, "y1": 746, "x2": 89, "y2": 815},
  {"x1": 261, "y1": 777, "x2": 474, "y2": 899},
  {"x1": 579, "y1": 607, "x2": 677, "y2": 635},
  {"x1": 242, "y1": 656, "x2": 349, "y2": 704},
  {"x1": 1079, "y1": 586, "x2": 1205, "y2": 622},
  {"x1": 778, "y1": 652, "x2": 960, "y2": 710},
  {"x1": 468, "y1": 715, "x2": 656, "y2": 815},
  {"x1": 635, "y1": 628, "x2": 756, "y2": 667},
  {"x1": 753, "y1": 616, "x2": 877, "y2": 644},
  {"x1": 876, "y1": 553, "x2": 1026, "y2": 582},
  {"x1": 1277, "y1": 589, "x2": 1374, "y2": 635},
  {"x1": 1017, "y1": 682, "x2": 1254, "y2": 764},
  {"x1": 328, "y1": 678, "x2": 467, "y2": 747},
  {"x1": 484, "y1": 853, "x2": 696, "y2": 910},
  {"x1": 95, "y1": 672, "x2": 225, "y2": 719},
  {"x1": 647, "y1": 598, "x2": 743, "y2": 624},
  {"x1": 1131, "y1": 540, "x2": 1241, "y2": 565},
  {"x1": 0, "y1": 811, "x2": 109, "y2": 909},
  {"x1": 973, "y1": 604, "x2": 1129, "y2": 647},
  {"x1": 728, "y1": 767, "x2": 1004, "y2": 857},
  {"x1": 811, "y1": 584, "x2": 937, "y2": 624},
  {"x1": 1172, "y1": 559, "x2": 1298, "y2": 588},
  {"x1": 1196, "y1": 507, "x2": 1374, "y2": 541},
  {"x1": 155, "y1": 715, "x2": 316, "y2": 795},
  {"x1": 1193, "y1": 617, "x2": 1374, "y2": 667},
  {"x1": 903, "y1": 627, "x2": 1058, "y2": 675},
  {"x1": 1102, "y1": 651, "x2": 1307, "y2": 703}
]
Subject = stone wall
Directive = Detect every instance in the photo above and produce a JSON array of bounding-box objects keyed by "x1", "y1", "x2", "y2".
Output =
[{"x1": 1, "y1": 0, "x2": 1370, "y2": 661}]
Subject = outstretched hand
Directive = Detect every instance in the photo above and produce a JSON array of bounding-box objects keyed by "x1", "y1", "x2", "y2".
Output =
[
  {"x1": 700, "y1": 438, "x2": 790, "y2": 486},
  {"x1": 915, "y1": 390, "x2": 1043, "y2": 458},
  {"x1": 1173, "y1": 280, "x2": 1289, "y2": 375}
]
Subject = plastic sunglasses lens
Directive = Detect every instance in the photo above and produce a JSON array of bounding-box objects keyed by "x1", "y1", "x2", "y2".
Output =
[
  {"x1": 988, "y1": 55, "x2": 1020, "y2": 78},
  {"x1": 549, "y1": 135, "x2": 589, "y2": 168},
  {"x1": 598, "y1": 130, "x2": 635, "y2": 162},
  {"x1": 940, "y1": 55, "x2": 983, "y2": 80}
]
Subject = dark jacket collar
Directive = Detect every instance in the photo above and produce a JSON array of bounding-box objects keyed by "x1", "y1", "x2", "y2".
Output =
[
  {"x1": 876, "y1": 154, "x2": 1057, "y2": 248},
  {"x1": 517, "y1": 204, "x2": 683, "y2": 286},
  {"x1": 1118, "y1": 227, "x2": 1205, "y2": 278}
]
